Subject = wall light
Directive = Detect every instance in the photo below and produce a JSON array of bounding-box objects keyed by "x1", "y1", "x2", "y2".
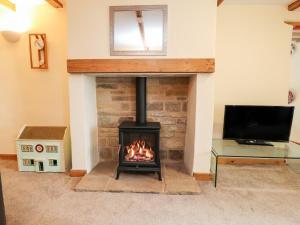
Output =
[
  {"x1": 1, "y1": 30, "x2": 21, "y2": 42},
  {"x1": 0, "y1": 0, "x2": 16, "y2": 12}
]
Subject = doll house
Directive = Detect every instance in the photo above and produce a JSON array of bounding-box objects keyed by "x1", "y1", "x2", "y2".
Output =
[{"x1": 16, "y1": 126, "x2": 70, "y2": 173}]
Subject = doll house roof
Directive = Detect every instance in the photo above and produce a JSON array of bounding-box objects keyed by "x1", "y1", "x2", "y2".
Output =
[{"x1": 18, "y1": 126, "x2": 67, "y2": 140}]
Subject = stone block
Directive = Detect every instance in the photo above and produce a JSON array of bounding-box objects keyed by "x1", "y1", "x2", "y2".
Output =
[
  {"x1": 147, "y1": 102, "x2": 163, "y2": 111},
  {"x1": 99, "y1": 117, "x2": 118, "y2": 128},
  {"x1": 169, "y1": 150, "x2": 184, "y2": 161},
  {"x1": 112, "y1": 146, "x2": 120, "y2": 161},
  {"x1": 109, "y1": 137, "x2": 119, "y2": 147},
  {"x1": 176, "y1": 124, "x2": 186, "y2": 132},
  {"x1": 118, "y1": 117, "x2": 134, "y2": 123},
  {"x1": 112, "y1": 96, "x2": 135, "y2": 101},
  {"x1": 160, "y1": 138, "x2": 185, "y2": 150},
  {"x1": 99, "y1": 138, "x2": 108, "y2": 147},
  {"x1": 96, "y1": 94, "x2": 112, "y2": 104},
  {"x1": 174, "y1": 132, "x2": 186, "y2": 138},
  {"x1": 111, "y1": 90, "x2": 125, "y2": 95},
  {"x1": 177, "y1": 118, "x2": 186, "y2": 125},
  {"x1": 160, "y1": 129, "x2": 175, "y2": 138},
  {"x1": 159, "y1": 150, "x2": 168, "y2": 160},
  {"x1": 100, "y1": 148, "x2": 113, "y2": 161},
  {"x1": 99, "y1": 111, "x2": 135, "y2": 117},
  {"x1": 121, "y1": 103, "x2": 130, "y2": 111},
  {"x1": 177, "y1": 97, "x2": 187, "y2": 101},
  {"x1": 98, "y1": 128, "x2": 118, "y2": 137},
  {"x1": 165, "y1": 102, "x2": 181, "y2": 112},
  {"x1": 182, "y1": 102, "x2": 187, "y2": 112},
  {"x1": 159, "y1": 118, "x2": 177, "y2": 125},
  {"x1": 96, "y1": 83, "x2": 118, "y2": 89},
  {"x1": 166, "y1": 89, "x2": 188, "y2": 96}
]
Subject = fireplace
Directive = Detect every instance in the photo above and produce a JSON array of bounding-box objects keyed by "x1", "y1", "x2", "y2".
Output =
[{"x1": 116, "y1": 77, "x2": 162, "y2": 180}]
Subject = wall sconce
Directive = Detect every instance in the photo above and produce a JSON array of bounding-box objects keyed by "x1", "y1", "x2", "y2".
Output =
[{"x1": 1, "y1": 30, "x2": 21, "y2": 42}]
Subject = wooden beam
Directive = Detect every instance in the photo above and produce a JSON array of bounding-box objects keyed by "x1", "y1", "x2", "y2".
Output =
[
  {"x1": 217, "y1": 0, "x2": 224, "y2": 6},
  {"x1": 288, "y1": 0, "x2": 300, "y2": 11},
  {"x1": 46, "y1": 0, "x2": 63, "y2": 8},
  {"x1": 0, "y1": 0, "x2": 16, "y2": 11},
  {"x1": 67, "y1": 58, "x2": 215, "y2": 74}
]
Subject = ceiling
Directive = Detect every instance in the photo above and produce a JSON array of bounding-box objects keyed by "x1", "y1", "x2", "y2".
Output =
[{"x1": 224, "y1": 0, "x2": 294, "y2": 5}]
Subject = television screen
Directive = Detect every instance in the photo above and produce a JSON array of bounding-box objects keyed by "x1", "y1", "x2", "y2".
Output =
[{"x1": 223, "y1": 105, "x2": 294, "y2": 142}]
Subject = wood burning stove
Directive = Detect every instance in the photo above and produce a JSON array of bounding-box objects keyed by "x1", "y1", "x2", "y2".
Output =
[{"x1": 116, "y1": 77, "x2": 162, "y2": 180}]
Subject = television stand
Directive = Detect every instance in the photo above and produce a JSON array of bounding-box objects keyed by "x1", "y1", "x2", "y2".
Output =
[
  {"x1": 236, "y1": 139, "x2": 274, "y2": 146},
  {"x1": 211, "y1": 139, "x2": 300, "y2": 187}
]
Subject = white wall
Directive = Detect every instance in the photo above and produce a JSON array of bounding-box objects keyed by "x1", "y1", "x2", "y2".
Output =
[
  {"x1": 290, "y1": 42, "x2": 300, "y2": 142},
  {"x1": 214, "y1": 5, "x2": 293, "y2": 138},
  {"x1": 69, "y1": 75, "x2": 98, "y2": 172},
  {"x1": 0, "y1": 4, "x2": 68, "y2": 154},
  {"x1": 67, "y1": 0, "x2": 216, "y2": 58}
]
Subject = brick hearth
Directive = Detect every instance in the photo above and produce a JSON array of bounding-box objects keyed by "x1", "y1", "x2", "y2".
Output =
[{"x1": 96, "y1": 77, "x2": 189, "y2": 162}]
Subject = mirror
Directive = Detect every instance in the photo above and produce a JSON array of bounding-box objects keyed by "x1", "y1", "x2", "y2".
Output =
[
  {"x1": 110, "y1": 5, "x2": 167, "y2": 56},
  {"x1": 29, "y1": 33, "x2": 48, "y2": 69}
]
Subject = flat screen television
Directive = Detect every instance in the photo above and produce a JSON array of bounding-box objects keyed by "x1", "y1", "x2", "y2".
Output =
[{"x1": 223, "y1": 105, "x2": 294, "y2": 145}]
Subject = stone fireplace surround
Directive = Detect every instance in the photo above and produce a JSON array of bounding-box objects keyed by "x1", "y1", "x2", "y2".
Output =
[
  {"x1": 97, "y1": 77, "x2": 189, "y2": 162},
  {"x1": 69, "y1": 73, "x2": 214, "y2": 176}
]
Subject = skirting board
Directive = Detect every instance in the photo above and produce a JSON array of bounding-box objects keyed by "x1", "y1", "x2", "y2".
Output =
[
  {"x1": 0, "y1": 154, "x2": 17, "y2": 160},
  {"x1": 69, "y1": 170, "x2": 87, "y2": 177},
  {"x1": 193, "y1": 173, "x2": 212, "y2": 181},
  {"x1": 292, "y1": 141, "x2": 300, "y2": 145}
]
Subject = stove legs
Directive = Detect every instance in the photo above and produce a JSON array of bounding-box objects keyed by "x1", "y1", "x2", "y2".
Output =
[
  {"x1": 158, "y1": 171, "x2": 162, "y2": 181},
  {"x1": 116, "y1": 168, "x2": 120, "y2": 180}
]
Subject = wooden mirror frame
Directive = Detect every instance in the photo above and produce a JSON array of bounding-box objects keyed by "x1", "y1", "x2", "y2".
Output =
[{"x1": 110, "y1": 5, "x2": 168, "y2": 56}]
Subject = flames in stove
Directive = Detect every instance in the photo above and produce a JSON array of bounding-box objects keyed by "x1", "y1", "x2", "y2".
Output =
[{"x1": 125, "y1": 140, "x2": 154, "y2": 162}]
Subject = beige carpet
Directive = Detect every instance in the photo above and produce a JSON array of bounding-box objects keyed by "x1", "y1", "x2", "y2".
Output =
[
  {"x1": 2, "y1": 159, "x2": 300, "y2": 225},
  {"x1": 75, "y1": 162, "x2": 200, "y2": 194}
]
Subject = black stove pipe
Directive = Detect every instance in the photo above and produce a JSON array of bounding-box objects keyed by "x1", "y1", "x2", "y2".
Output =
[{"x1": 136, "y1": 77, "x2": 147, "y2": 124}]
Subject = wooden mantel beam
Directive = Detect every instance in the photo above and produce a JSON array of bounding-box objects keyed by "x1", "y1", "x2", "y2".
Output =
[
  {"x1": 67, "y1": 58, "x2": 215, "y2": 74},
  {"x1": 218, "y1": 0, "x2": 224, "y2": 7},
  {"x1": 46, "y1": 0, "x2": 63, "y2": 8},
  {"x1": 288, "y1": 0, "x2": 300, "y2": 11}
]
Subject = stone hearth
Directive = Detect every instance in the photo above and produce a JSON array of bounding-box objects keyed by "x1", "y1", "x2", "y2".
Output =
[{"x1": 75, "y1": 161, "x2": 200, "y2": 194}]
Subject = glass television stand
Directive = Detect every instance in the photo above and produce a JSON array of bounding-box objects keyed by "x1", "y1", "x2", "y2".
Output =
[{"x1": 211, "y1": 139, "x2": 300, "y2": 187}]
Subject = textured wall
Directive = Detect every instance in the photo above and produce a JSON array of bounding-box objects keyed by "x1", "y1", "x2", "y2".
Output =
[{"x1": 96, "y1": 77, "x2": 189, "y2": 162}]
